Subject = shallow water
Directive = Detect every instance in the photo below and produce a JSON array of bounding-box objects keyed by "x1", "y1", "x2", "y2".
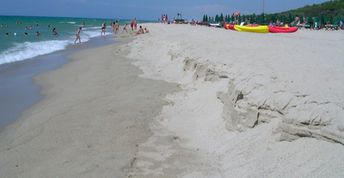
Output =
[{"x1": 0, "y1": 35, "x2": 116, "y2": 130}]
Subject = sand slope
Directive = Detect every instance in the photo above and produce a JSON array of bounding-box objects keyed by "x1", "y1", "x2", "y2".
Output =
[{"x1": 127, "y1": 24, "x2": 344, "y2": 177}]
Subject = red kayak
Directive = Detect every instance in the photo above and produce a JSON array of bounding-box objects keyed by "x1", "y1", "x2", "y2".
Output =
[
  {"x1": 224, "y1": 23, "x2": 235, "y2": 30},
  {"x1": 269, "y1": 26, "x2": 298, "y2": 33}
]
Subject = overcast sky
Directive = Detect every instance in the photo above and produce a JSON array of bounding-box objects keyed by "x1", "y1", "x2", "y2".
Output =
[{"x1": 0, "y1": 0, "x2": 327, "y2": 20}]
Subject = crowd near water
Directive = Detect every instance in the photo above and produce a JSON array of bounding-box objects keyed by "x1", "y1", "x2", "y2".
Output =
[{"x1": 0, "y1": 16, "x2": 149, "y2": 65}]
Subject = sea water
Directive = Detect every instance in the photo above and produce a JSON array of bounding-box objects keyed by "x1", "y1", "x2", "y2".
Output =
[{"x1": 0, "y1": 15, "x2": 136, "y2": 65}]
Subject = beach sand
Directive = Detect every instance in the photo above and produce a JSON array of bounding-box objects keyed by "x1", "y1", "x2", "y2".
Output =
[
  {"x1": 0, "y1": 24, "x2": 344, "y2": 177},
  {"x1": 126, "y1": 24, "x2": 344, "y2": 177}
]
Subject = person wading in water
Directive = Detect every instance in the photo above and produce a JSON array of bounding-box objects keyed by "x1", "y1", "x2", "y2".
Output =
[{"x1": 74, "y1": 27, "x2": 82, "y2": 44}]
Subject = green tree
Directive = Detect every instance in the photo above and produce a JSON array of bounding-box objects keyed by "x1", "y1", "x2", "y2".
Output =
[
  {"x1": 220, "y1": 13, "x2": 224, "y2": 22},
  {"x1": 288, "y1": 13, "x2": 293, "y2": 23},
  {"x1": 215, "y1": 15, "x2": 219, "y2": 22},
  {"x1": 300, "y1": 15, "x2": 304, "y2": 23}
]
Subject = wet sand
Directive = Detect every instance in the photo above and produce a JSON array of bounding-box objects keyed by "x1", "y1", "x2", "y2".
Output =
[{"x1": 0, "y1": 40, "x2": 178, "y2": 177}]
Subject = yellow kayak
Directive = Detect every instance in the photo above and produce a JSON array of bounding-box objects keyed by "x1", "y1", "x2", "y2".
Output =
[{"x1": 234, "y1": 25, "x2": 269, "y2": 33}]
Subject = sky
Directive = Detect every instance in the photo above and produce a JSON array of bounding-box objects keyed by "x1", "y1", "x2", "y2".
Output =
[{"x1": 0, "y1": 0, "x2": 328, "y2": 20}]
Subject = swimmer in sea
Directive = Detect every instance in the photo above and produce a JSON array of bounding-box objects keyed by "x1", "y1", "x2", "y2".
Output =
[
  {"x1": 24, "y1": 32, "x2": 28, "y2": 36},
  {"x1": 5, "y1": 32, "x2": 9, "y2": 36},
  {"x1": 74, "y1": 27, "x2": 82, "y2": 44},
  {"x1": 36, "y1": 31, "x2": 40, "y2": 37},
  {"x1": 52, "y1": 28, "x2": 58, "y2": 36}
]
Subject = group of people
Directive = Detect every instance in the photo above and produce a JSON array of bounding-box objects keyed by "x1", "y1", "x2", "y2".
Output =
[
  {"x1": 99, "y1": 18, "x2": 140, "y2": 37},
  {"x1": 2, "y1": 24, "x2": 59, "y2": 37},
  {"x1": 288, "y1": 17, "x2": 344, "y2": 30},
  {"x1": 2, "y1": 18, "x2": 149, "y2": 45},
  {"x1": 97, "y1": 18, "x2": 149, "y2": 37},
  {"x1": 136, "y1": 25, "x2": 149, "y2": 35}
]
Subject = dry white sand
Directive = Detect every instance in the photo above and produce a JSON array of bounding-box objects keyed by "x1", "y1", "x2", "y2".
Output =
[
  {"x1": 126, "y1": 24, "x2": 344, "y2": 177},
  {"x1": 0, "y1": 41, "x2": 178, "y2": 177},
  {"x1": 1, "y1": 24, "x2": 344, "y2": 178}
]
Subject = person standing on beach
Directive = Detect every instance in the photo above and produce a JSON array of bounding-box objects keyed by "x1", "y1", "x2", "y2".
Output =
[
  {"x1": 111, "y1": 21, "x2": 115, "y2": 33},
  {"x1": 131, "y1": 18, "x2": 137, "y2": 31},
  {"x1": 134, "y1": 18, "x2": 137, "y2": 30},
  {"x1": 130, "y1": 19, "x2": 135, "y2": 31},
  {"x1": 115, "y1": 20, "x2": 120, "y2": 34},
  {"x1": 101, "y1": 22, "x2": 106, "y2": 36},
  {"x1": 123, "y1": 24, "x2": 128, "y2": 33},
  {"x1": 74, "y1": 27, "x2": 82, "y2": 44}
]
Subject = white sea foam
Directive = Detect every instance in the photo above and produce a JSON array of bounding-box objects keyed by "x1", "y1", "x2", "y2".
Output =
[
  {"x1": 74, "y1": 27, "x2": 101, "y2": 43},
  {"x1": 85, "y1": 26, "x2": 101, "y2": 30},
  {"x1": 59, "y1": 21, "x2": 77, "y2": 24},
  {"x1": 0, "y1": 27, "x2": 103, "y2": 65},
  {"x1": 0, "y1": 40, "x2": 70, "y2": 65},
  {"x1": 83, "y1": 29, "x2": 101, "y2": 39}
]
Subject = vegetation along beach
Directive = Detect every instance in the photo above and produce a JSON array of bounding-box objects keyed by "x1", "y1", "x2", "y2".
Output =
[{"x1": 0, "y1": 0, "x2": 343, "y2": 177}]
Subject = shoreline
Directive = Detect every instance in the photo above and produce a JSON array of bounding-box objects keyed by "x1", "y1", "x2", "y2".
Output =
[
  {"x1": 0, "y1": 36, "x2": 178, "y2": 177},
  {"x1": 0, "y1": 35, "x2": 116, "y2": 130}
]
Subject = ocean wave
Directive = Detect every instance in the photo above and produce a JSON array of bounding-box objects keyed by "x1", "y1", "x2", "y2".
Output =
[
  {"x1": 0, "y1": 40, "x2": 70, "y2": 65},
  {"x1": 77, "y1": 28, "x2": 102, "y2": 42},
  {"x1": 0, "y1": 27, "x2": 105, "y2": 65},
  {"x1": 59, "y1": 21, "x2": 77, "y2": 24},
  {"x1": 85, "y1": 26, "x2": 101, "y2": 29},
  {"x1": 83, "y1": 29, "x2": 101, "y2": 38}
]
